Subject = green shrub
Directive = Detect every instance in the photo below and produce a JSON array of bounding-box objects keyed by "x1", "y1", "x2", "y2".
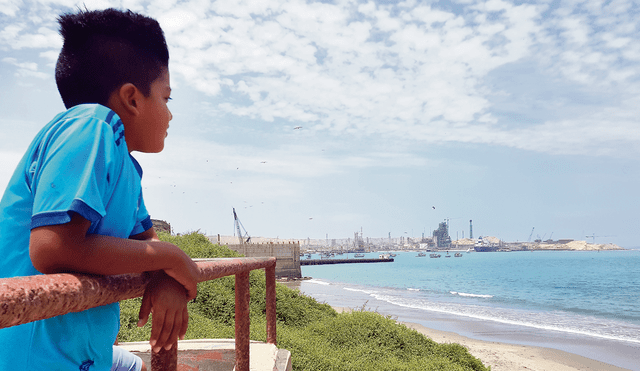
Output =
[
  {"x1": 119, "y1": 232, "x2": 489, "y2": 371},
  {"x1": 157, "y1": 231, "x2": 241, "y2": 258},
  {"x1": 278, "y1": 311, "x2": 487, "y2": 371}
]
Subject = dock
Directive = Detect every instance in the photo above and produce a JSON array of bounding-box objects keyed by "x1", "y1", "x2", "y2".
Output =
[{"x1": 301, "y1": 258, "x2": 394, "y2": 266}]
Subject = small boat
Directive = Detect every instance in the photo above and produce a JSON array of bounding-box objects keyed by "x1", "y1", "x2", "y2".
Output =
[
  {"x1": 429, "y1": 253, "x2": 441, "y2": 258},
  {"x1": 389, "y1": 253, "x2": 397, "y2": 257},
  {"x1": 354, "y1": 253, "x2": 365, "y2": 258},
  {"x1": 454, "y1": 253, "x2": 463, "y2": 257},
  {"x1": 320, "y1": 252, "x2": 335, "y2": 259},
  {"x1": 416, "y1": 252, "x2": 426, "y2": 257},
  {"x1": 379, "y1": 254, "x2": 390, "y2": 259}
]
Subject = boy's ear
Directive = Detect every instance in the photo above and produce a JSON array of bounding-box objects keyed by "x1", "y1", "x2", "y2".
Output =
[{"x1": 110, "y1": 83, "x2": 141, "y2": 116}]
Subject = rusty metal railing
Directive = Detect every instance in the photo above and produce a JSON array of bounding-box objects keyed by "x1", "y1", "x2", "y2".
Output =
[{"x1": 0, "y1": 257, "x2": 277, "y2": 371}]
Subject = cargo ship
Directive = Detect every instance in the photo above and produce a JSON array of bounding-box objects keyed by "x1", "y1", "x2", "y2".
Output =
[{"x1": 474, "y1": 245, "x2": 498, "y2": 252}]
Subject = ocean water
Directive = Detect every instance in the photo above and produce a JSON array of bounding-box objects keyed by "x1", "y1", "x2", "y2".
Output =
[{"x1": 298, "y1": 250, "x2": 640, "y2": 370}]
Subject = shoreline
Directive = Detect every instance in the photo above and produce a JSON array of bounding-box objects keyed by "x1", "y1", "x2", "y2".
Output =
[
  {"x1": 332, "y1": 306, "x2": 631, "y2": 371},
  {"x1": 281, "y1": 280, "x2": 637, "y2": 371}
]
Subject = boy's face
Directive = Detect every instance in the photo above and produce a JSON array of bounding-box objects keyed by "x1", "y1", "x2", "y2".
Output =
[{"x1": 127, "y1": 68, "x2": 173, "y2": 153}]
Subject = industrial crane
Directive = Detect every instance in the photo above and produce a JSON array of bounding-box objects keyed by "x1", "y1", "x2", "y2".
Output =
[
  {"x1": 586, "y1": 234, "x2": 613, "y2": 244},
  {"x1": 233, "y1": 208, "x2": 251, "y2": 244},
  {"x1": 527, "y1": 227, "x2": 535, "y2": 242}
]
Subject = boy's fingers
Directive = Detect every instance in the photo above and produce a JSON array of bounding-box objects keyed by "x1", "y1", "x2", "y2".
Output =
[
  {"x1": 154, "y1": 310, "x2": 176, "y2": 352},
  {"x1": 150, "y1": 309, "x2": 166, "y2": 352},
  {"x1": 180, "y1": 306, "x2": 189, "y2": 340},
  {"x1": 138, "y1": 293, "x2": 152, "y2": 327},
  {"x1": 176, "y1": 275, "x2": 197, "y2": 301},
  {"x1": 186, "y1": 285, "x2": 197, "y2": 301},
  {"x1": 164, "y1": 311, "x2": 183, "y2": 350}
]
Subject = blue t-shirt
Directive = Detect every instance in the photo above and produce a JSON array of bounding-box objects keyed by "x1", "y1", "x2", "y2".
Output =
[{"x1": 0, "y1": 104, "x2": 153, "y2": 370}]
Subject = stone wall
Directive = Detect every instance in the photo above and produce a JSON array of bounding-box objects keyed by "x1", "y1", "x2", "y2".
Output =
[
  {"x1": 210, "y1": 239, "x2": 301, "y2": 279},
  {"x1": 152, "y1": 219, "x2": 171, "y2": 233}
]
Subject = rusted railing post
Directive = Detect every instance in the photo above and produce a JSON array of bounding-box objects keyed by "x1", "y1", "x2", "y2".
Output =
[
  {"x1": 235, "y1": 271, "x2": 251, "y2": 371},
  {"x1": 151, "y1": 345, "x2": 177, "y2": 371},
  {"x1": 265, "y1": 264, "x2": 277, "y2": 345}
]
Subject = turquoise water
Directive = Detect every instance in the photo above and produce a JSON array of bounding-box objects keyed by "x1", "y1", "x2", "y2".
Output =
[{"x1": 299, "y1": 250, "x2": 640, "y2": 368}]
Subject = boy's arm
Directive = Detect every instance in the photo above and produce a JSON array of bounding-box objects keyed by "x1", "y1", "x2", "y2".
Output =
[
  {"x1": 30, "y1": 213, "x2": 196, "y2": 352},
  {"x1": 130, "y1": 225, "x2": 191, "y2": 351},
  {"x1": 129, "y1": 225, "x2": 162, "y2": 242},
  {"x1": 29, "y1": 212, "x2": 198, "y2": 299}
]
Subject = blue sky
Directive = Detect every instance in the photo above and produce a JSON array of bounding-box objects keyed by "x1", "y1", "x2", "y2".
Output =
[{"x1": 1, "y1": 0, "x2": 639, "y2": 247}]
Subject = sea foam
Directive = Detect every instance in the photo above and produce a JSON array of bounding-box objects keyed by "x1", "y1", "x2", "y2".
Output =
[
  {"x1": 306, "y1": 279, "x2": 330, "y2": 285},
  {"x1": 450, "y1": 291, "x2": 493, "y2": 298}
]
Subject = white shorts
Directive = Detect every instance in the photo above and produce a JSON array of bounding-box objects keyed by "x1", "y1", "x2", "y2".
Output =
[{"x1": 111, "y1": 346, "x2": 143, "y2": 371}]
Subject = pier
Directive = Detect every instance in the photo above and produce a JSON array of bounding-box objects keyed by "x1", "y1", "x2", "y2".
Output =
[{"x1": 301, "y1": 258, "x2": 394, "y2": 266}]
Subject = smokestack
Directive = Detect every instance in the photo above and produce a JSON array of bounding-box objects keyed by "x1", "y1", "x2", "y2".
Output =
[{"x1": 470, "y1": 220, "x2": 473, "y2": 239}]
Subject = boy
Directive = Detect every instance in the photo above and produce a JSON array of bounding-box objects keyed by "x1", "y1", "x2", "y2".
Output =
[{"x1": 0, "y1": 8, "x2": 199, "y2": 371}]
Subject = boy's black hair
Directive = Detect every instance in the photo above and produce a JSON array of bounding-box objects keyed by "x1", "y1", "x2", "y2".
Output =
[{"x1": 55, "y1": 8, "x2": 169, "y2": 109}]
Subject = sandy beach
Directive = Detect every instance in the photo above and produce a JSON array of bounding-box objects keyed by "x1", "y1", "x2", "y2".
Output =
[
  {"x1": 402, "y1": 321, "x2": 631, "y2": 371},
  {"x1": 332, "y1": 307, "x2": 631, "y2": 371}
]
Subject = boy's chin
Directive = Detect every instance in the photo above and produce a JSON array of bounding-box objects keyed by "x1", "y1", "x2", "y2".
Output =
[
  {"x1": 148, "y1": 145, "x2": 165, "y2": 154},
  {"x1": 136, "y1": 143, "x2": 165, "y2": 154}
]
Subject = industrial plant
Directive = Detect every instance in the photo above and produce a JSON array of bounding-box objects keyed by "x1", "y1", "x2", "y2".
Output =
[{"x1": 153, "y1": 210, "x2": 622, "y2": 281}]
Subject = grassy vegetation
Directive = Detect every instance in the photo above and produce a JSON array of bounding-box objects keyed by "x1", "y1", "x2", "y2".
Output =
[{"x1": 119, "y1": 232, "x2": 489, "y2": 371}]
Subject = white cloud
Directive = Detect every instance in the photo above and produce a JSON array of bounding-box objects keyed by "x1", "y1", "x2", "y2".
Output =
[
  {"x1": 1, "y1": 0, "x2": 639, "y2": 246},
  {"x1": 541, "y1": 1, "x2": 639, "y2": 87},
  {"x1": 0, "y1": 22, "x2": 60, "y2": 50},
  {"x1": 559, "y1": 17, "x2": 590, "y2": 46},
  {"x1": 39, "y1": 50, "x2": 59, "y2": 65},
  {"x1": 2, "y1": 0, "x2": 640, "y2": 158},
  {"x1": 2, "y1": 57, "x2": 49, "y2": 79},
  {"x1": 155, "y1": 0, "x2": 555, "y2": 148},
  {"x1": 137, "y1": 134, "x2": 429, "y2": 185},
  {"x1": 0, "y1": 0, "x2": 21, "y2": 17}
]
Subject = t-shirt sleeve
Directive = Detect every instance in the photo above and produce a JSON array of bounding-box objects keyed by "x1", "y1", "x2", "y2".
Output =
[
  {"x1": 130, "y1": 192, "x2": 153, "y2": 236},
  {"x1": 30, "y1": 117, "x2": 121, "y2": 229}
]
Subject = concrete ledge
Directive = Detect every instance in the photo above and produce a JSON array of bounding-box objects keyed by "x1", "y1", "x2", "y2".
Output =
[
  {"x1": 119, "y1": 339, "x2": 292, "y2": 371},
  {"x1": 274, "y1": 349, "x2": 292, "y2": 371},
  {"x1": 301, "y1": 258, "x2": 394, "y2": 265}
]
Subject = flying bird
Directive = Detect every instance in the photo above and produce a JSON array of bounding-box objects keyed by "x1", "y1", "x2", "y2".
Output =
[
  {"x1": 294, "y1": 126, "x2": 302, "y2": 130},
  {"x1": 432, "y1": 206, "x2": 436, "y2": 209}
]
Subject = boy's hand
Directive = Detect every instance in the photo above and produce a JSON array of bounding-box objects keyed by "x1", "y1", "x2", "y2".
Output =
[
  {"x1": 162, "y1": 254, "x2": 200, "y2": 301},
  {"x1": 130, "y1": 227, "x2": 200, "y2": 300},
  {"x1": 138, "y1": 271, "x2": 190, "y2": 353}
]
